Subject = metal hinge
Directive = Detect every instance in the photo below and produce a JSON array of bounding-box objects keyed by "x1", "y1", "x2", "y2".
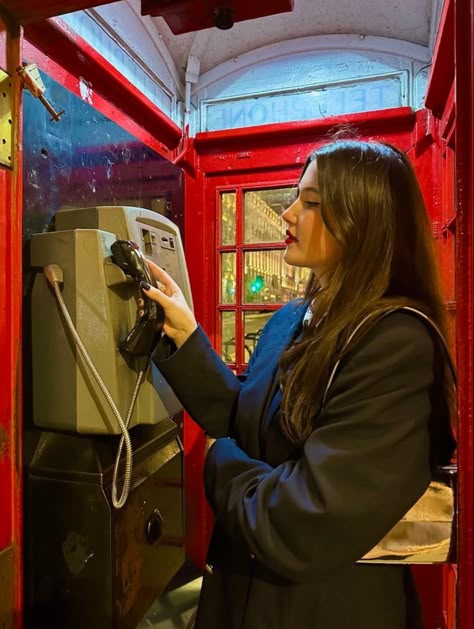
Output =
[
  {"x1": 0, "y1": 69, "x2": 13, "y2": 168},
  {"x1": 17, "y1": 63, "x2": 65, "y2": 122}
]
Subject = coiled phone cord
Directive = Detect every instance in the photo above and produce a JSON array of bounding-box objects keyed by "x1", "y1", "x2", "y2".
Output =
[
  {"x1": 45, "y1": 264, "x2": 143, "y2": 509},
  {"x1": 111, "y1": 368, "x2": 145, "y2": 508}
]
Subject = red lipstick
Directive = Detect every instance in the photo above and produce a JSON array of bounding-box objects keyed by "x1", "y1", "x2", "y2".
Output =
[{"x1": 285, "y1": 230, "x2": 298, "y2": 245}]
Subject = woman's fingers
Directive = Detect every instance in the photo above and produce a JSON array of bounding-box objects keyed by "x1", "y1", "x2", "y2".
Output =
[
  {"x1": 140, "y1": 281, "x2": 172, "y2": 306},
  {"x1": 140, "y1": 275, "x2": 197, "y2": 347}
]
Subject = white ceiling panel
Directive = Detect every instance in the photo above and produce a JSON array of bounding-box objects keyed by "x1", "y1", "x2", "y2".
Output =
[{"x1": 145, "y1": 0, "x2": 436, "y2": 75}]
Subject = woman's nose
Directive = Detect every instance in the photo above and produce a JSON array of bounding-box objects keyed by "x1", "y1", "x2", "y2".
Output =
[{"x1": 282, "y1": 202, "x2": 296, "y2": 224}]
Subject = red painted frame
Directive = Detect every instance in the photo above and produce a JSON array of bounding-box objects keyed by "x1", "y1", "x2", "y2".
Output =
[
  {"x1": 424, "y1": 0, "x2": 474, "y2": 626},
  {"x1": 453, "y1": 0, "x2": 474, "y2": 627},
  {"x1": 0, "y1": 17, "x2": 23, "y2": 628}
]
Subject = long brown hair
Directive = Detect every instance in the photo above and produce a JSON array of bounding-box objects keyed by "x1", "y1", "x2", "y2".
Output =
[{"x1": 279, "y1": 139, "x2": 455, "y2": 448}]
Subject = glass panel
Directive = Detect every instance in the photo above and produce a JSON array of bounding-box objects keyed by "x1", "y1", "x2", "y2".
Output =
[
  {"x1": 204, "y1": 74, "x2": 406, "y2": 132},
  {"x1": 243, "y1": 311, "x2": 273, "y2": 362},
  {"x1": 244, "y1": 187, "x2": 296, "y2": 244},
  {"x1": 220, "y1": 252, "x2": 236, "y2": 304},
  {"x1": 243, "y1": 249, "x2": 311, "y2": 304},
  {"x1": 221, "y1": 311, "x2": 236, "y2": 363},
  {"x1": 220, "y1": 192, "x2": 236, "y2": 245}
]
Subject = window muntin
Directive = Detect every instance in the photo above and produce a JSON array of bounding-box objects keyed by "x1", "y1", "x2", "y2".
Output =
[{"x1": 217, "y1": 184, "x2": 308, "y2": 369}]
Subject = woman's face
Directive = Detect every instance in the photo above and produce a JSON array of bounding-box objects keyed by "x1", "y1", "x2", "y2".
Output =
[{"x1": 282, "y1": 159, "x2": 343, "y2": 286}]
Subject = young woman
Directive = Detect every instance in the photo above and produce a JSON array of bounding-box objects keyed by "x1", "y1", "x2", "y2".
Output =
[{"x1": 141, "y1": 140, "x2": 456, "y2": 629}]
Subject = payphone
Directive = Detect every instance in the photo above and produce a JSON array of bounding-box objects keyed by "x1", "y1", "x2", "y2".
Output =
[
  {"x1": 30, "y1": 205, "x2": 191, "y2": 435},
  {"x1": 25, "y1": 206, "x2": 192, "y2": 629}
]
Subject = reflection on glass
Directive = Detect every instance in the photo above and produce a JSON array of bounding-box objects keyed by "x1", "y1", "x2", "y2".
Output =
[
  {"x1": 243, "y1": 311, "x2": 273, "y2": 362},
  {"x1": 244, "y1": 187, "x2": 296, "y2": 244},
  {"x1": 220, "y1": 252, "x2": 236, "y2": 304},
  {"x1": 221, "y1": 311, "x2": 236, "y2": 363},
  {"x1": 243, "y1": 249, "x2": 311, "y2": 304},
  {"x1": 221, "y1": 192, "x2": 236, "y2": 245},
  {"x1": 150, "y1": 196, "x2": 170, "y2": 216}
]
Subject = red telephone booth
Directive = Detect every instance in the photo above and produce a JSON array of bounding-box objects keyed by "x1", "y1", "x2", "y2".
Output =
[{"x1": 1, "y1": 1, "x2": 473, "y2": 627}]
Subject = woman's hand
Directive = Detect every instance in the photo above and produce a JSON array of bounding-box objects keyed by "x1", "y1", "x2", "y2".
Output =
[{"x1": 141, "y1": 260, "x2": 197, "y2": 348}]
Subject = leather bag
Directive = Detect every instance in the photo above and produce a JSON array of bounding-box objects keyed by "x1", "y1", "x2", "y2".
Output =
[{"x1": 321, "y1": 306, "x2": 457, "y2": 564}]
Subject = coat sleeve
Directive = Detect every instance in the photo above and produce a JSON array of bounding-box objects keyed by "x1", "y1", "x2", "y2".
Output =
[
  {"x1": 152, "y1": 322, "x2": 269, "y2": 437},
  {"x1": 203, "y1": 313, "x2": 434, "y2": 581}
]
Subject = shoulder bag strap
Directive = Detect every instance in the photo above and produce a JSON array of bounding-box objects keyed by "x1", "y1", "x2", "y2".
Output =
[{"x1": 322, "y1": 306, "x2": 457, "y2": 408}]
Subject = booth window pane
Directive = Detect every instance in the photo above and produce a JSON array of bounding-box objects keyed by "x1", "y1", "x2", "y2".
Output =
[
  {"x1": 220, "y1": 252, "x2": 236, "y2": 304},
  {"x1": 221, "y1": 311, "x2": 236, "y2": 363},
  {"x1": 243, "y1": 249, "x2": 310, "y2": 304},
  {"x1": 243, "y1": 187, "x2": 295, "y2": 244},
  {"x1": 243, "y1": 311, "x2": 273, "y2": 362},
  {"x1": 220, "y1": 192, "x2": 236, "y2": 245}
]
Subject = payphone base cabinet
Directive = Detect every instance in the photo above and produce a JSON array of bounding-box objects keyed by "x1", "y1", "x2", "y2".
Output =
[{"x1": 23, "y1": 418, "x2": 184, "y2": 629}]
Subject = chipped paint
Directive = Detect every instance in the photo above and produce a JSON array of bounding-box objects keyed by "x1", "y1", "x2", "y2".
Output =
[
  {"x1": 105, "y1": 158, "x2": 113, "y2": 179},
  {"x1": 79, "y1": 76, "x2": 93, "y2": 104}
]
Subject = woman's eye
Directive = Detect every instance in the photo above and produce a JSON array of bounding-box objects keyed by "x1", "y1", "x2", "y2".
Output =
[{"x1": 304, "y1": 200, "x2": 321, "y2": 207}]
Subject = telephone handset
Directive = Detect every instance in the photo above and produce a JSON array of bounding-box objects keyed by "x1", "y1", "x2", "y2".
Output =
[{"x1": 111, "y1": 239, "x2": 165, "y2": 357}]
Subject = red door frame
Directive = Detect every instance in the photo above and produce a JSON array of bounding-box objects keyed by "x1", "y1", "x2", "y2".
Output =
[
  {"x1": 424, "y1": 0, "x2": 474, "y2": 626},
  {"x1": 453, "y1": 0, "x2": 474, "y2": 626},
  {"x1": 0, "y1": 14, "x2": 23, "y2": 629}
]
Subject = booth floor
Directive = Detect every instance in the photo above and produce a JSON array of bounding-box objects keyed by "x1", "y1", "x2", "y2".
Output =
[{"x1": 137, "y1": 563, "x2": 202, "y2": 629}]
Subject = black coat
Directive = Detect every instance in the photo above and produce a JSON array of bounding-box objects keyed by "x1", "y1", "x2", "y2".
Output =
[{"x1": 154, "y1": 301, "x2": 449, "y2": 629}]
